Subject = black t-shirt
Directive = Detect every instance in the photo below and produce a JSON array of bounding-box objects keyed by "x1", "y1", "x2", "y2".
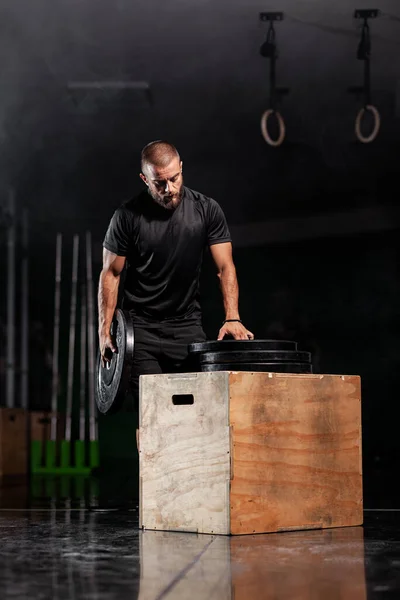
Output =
[{"x1": 103, "y1": 186, "x2": 231, "y2": 323}]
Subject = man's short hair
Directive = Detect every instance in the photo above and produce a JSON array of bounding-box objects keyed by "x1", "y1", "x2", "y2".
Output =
[{"x1": 141, "y1": 141, "x2": 180, "y2": 173}]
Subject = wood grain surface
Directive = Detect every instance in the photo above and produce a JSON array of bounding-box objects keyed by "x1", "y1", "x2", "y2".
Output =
[
  {"x1": 229, "y1": 372, "x2": 363, "y2": 534},
  {"x1": 139, "y1": 372, "x2": 231, "y2": 535},
  {"x1": 0, "y1": 408, "x2": 28, "y2": 476}
]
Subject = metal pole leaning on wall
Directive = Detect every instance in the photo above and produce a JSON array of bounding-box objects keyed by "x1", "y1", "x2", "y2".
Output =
[
  {"x1": 86, "y1": 231, "x2": 99, "y2": 468},
  {"x1": 35, "y1": 232, "x2": 63, "y2": 470},
  {"x1": 62, "y1": 235, "x2": 79, "y2": 467},
  {"x1": 1, "y1": 195, "x2": 30, "y2": 479},
  {"x1": 348, "y1": 9, "x2": 381, "y2": 143},
  {"x1": 6, "y1": 189, "x2": 16, "y2": 409},
  {"x1": 50, "y1": 234, "x2": 62, "y2": 443},
  {"x1": 30, "y1": 232, "x2": 98, "y2": 476},
  {"x1": 259, "y1": 12, "x2": 289, "y2": 147},
  {"x1": 20, "y1": 209, "x2": 29, "y2": 410},
  {"x1": 75, "y1": 279, "x2": 87, "y2": 469}
]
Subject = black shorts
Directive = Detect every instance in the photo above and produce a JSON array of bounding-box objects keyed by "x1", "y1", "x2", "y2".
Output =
[{"x1": 126, "y1": 321, "x2": 206, "y2": 411}]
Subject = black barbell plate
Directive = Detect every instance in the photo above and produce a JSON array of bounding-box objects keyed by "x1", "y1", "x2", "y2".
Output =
[
  {"x1": 199, "y1": 350, "x2": 312, "y2": 364},
  {"x1": 95, "y1": 309, "x2": 134, "y2": 415},
  {"x1": 188, "y1": 339, "x2": 297, "y2": 354},
  {"x1": 201, "y1": 362, "x2": 313, "y2": 373}
]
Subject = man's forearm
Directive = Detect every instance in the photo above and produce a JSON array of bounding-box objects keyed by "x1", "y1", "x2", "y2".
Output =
[
  {"x1": 98, "y1": 270, "x2": 120, "y2": 335},
  {"x1": 218, "y1": 265, "x2": 240, "y2": 320}
]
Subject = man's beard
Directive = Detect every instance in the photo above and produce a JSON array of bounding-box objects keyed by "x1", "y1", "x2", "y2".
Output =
[{"x1": 149, "y1": 182, "x2": 184, "y2": 211}]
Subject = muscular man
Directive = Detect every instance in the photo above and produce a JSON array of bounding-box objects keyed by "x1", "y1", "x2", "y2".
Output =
[{"x1": 98, "y1": 141, "x2": 253, "y2": 409}]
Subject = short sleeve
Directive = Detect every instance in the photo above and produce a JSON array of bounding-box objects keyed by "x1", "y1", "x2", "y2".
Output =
[
  {"x1": 103, "y1": 208, "x2": 133, "y2": 256},
  {"x1": 206, "y1": 198, "x2": 231, "y2": 246}
]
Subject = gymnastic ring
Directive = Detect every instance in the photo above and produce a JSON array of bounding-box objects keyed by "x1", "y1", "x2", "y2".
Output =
[
  {"x1": 355, "y1": 104, "x2": 380, "y2": 144},
  {"x1": 260, "y1": 109, "x2": 286, "y2": 147}
]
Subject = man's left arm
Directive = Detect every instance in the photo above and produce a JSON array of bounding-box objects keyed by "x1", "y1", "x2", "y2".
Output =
[{"x1": 209, "y1": 242, "x2": 254, "y2": 341}]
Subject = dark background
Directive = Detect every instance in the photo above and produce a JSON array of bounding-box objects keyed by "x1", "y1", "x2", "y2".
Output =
[{"x1": 1, "y1": 0, "x2": 399, "y2": 507}]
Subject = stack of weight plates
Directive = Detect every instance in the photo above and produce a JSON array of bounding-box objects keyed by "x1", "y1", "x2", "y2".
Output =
[{"x1": 188, "y1": 339, "x2": 313, "y2": 373}]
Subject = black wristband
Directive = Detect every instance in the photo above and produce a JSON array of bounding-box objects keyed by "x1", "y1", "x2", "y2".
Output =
[{"x1": 223, "y1": 319, "x2": 242, "y2": 325}]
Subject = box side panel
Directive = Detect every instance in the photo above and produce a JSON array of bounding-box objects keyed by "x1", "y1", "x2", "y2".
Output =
[
  {"x1": 139, "y1": 372, "x2": 230, "y2": 535},
  {"x1": 0, "y1": 408, "x2": 28, "y2": 476},
  {"x1": 229, "y1": 373, "x2": 362, "y2": 534}
]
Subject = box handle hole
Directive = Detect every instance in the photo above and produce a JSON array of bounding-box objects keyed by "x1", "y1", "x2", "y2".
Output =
[{"x1": 172, "y1": 394, "x2": 194, "y2": 406}]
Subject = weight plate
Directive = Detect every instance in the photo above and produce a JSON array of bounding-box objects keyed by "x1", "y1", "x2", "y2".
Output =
[
  {"x1": 188, "y1": 339, "x2": 297, "y2": 354},
  {"x1": 201, "y1": 362, "x2": 312, "y2": 373},
  {"x1": 95, "y1": 309, "x2": 134, "y2": 415},
  {"x1": 199, "y1": 350, "x2": 311, "y2": 364}
]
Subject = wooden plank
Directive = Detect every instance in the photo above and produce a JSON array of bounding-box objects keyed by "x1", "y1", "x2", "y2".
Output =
[
  {"x1": 139, "y1": 372, "x2": 231, "y2": 535},
  {"x1": 0, "y1": 408, "x2": 28, "y2": 476},
  {"x1": 229, "y1": 373, "x2": 362, "y2": 534}
]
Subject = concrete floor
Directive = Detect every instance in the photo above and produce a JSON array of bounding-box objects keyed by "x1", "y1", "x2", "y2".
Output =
[{"x1": 0, "y1": 477, "x2": 398, "y2": 599}]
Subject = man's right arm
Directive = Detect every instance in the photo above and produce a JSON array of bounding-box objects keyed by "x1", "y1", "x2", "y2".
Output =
[{"x1": 98, "y1": 248, "x2": 126, "y2": 364}]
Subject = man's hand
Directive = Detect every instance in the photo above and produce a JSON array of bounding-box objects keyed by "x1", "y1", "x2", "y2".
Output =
[
  {"x1": 217, "y1": 321, "x2": 254, "y2": 341},
  {"x1": 99, "y1": 330, "x2": 117, "y2": 367}
]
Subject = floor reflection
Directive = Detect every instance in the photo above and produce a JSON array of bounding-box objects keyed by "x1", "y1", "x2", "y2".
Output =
[
  {"x1": 0, "y1": 507, "x2": 369, "y2": 600},
  {"x1": 0, "y1": 474, "x2": 137, "y2": 510},
  {"x1": 138, "y1": 527, "x2": 366, "y2": 600}
]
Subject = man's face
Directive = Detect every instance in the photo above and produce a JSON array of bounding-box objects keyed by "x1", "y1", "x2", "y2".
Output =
[{"x1": 140, "y1": 157, "x2": 183, "y2": 210}]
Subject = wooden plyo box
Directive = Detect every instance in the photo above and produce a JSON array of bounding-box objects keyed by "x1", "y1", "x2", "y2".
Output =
[
  {"x1": 30, "y1": 411, "x2": 65, "y2": 442},
  {"x1": 139, "y1": 372, "x2": 363, "y2": 535},
  {"x1": 0, "y1": 408, "x2": 28, "y2": 477}
]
